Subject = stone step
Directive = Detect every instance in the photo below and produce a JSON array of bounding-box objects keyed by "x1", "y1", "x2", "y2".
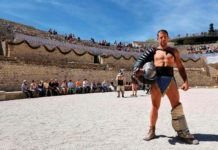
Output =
[{"x1": 0, "y1": 56, "x2": 17, "y2": 61}]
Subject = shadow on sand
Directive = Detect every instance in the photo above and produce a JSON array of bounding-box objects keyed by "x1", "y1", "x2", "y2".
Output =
[
  {"x1": 149, "y1": 133, "x2": 218, "y2": 145},
  {"x1": 193, "y1": 133, "x2": 218, "y2": 142}
]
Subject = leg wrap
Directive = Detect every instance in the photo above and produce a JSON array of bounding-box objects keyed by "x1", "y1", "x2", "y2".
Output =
[{"x1": 171, "y1": 103, "x2": 193, "y2": 139}]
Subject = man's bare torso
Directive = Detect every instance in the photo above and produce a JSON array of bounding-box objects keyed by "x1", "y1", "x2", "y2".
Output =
[
  {"x1": 117, "y1": 75, "x2": 124, "y2": 80},
  {"x1": 154, "y1": 47, "x2": 176, "y2": 67}
]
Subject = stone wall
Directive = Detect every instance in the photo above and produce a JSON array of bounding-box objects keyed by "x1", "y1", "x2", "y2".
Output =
[
  {"x1": 174, "y1": 58, "x2": 215, "y2": 86},
  {"x1": 0, "y1": 58, "x2": 216, "y2": 91},
  {"x1": 183, "y1": 58, "x2": 207, "y2": 68},
  {"x1": 0, "y1": 60, "x2": 128, "y2": 91},
  {"x1": 8, "y1": 42, "x2": 94, "y2": 64},
  {"x1": 182, "y1": 58, "x2": 210, "y2": 76},
  {"x1": 102, "y1": 56, "x2": 135, "y2": 71},
  {"x1": 174, "y1": 69, "x2": 215, "y2": 86}
]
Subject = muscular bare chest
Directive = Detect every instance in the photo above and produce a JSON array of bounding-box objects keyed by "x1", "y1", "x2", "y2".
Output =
[{"x1": 154, "y1": 50, "x2": 175, "y2": 67}]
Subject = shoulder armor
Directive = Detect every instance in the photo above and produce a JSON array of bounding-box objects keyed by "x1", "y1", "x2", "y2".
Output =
[{"x1": 133, "y1": 48, "x2": 155, "y2": 71}]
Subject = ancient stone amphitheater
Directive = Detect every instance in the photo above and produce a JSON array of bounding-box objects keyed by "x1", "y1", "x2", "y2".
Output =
[{"x1": 0, "y1": 19, "x2": 217, "y2": 92}]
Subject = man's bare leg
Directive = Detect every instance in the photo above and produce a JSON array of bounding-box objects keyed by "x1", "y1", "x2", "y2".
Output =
[
  {"x1": 120, "y1": 89, "x2": 124, "y2": 97},
  {"x1": 135, "y1": 90, "x2": 137, "y2": 97},
  {"x1": 144, "y1": 83, "x2": 161, "y2": 141},
  {"x1": 165, "y1": 80, "x2": 180, "y2": 108},
  {"x1": 117, "y1": 91, "x2": 120, "y2": 98},
  {"x1": 166, "y1": 80, "x2": 199, "y2": 144}
]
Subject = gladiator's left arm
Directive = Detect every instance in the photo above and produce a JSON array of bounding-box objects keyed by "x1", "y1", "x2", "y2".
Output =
[{"x1": 174, "y1": 49, "x2": 188, "y2": 83}]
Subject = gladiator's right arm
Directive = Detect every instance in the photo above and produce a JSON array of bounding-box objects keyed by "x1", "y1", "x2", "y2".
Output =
[{"x1": 133, "y1": 48, "x2": 155, "y2": 72}]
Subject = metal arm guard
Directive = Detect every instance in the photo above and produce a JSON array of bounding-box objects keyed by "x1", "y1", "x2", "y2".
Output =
[
  {"x1": 132, "y1": 48, "x2": 156, "y2": 84},
  {"x1": 132, "y1": 48, "x2": 155, "y2": 72},
  {"x1": 171, "y1": 103, "x2": 194, "y2": 139}
]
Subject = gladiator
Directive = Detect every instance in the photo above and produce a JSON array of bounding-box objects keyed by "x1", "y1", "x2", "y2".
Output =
[{"x1": 133, "y1": 29, "x2": 199, "y2": 144}]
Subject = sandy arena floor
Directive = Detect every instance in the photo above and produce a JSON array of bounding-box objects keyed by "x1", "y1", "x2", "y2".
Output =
[{"x1": 0, "y1": 88, "x2": 217, "y2": 150}]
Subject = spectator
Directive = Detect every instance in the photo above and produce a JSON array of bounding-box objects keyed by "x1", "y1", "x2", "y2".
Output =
[
  {"x1": 21, "y1": 80, "x2": 33, "y2": 98},
  {"x1": 53, "y1": 29, "x2": 57, "y2": 35},
  {"x1": 82, "y1": 79, "x2": 91, "y2": 93},
  {"x1": 38, "y1": 80, "x2": 44, "y2": 97},
  {"x1": 49, "y1": 79, "x2": 55, "y2": 96},
  {"x1": 30, "y1": 80, "x2": 38, "y2": 97},
  {"x1": 101, "y1": 80, "x2": 109, "y2": 92},
  {"x1": 48, "y1": 28, "x2": 52, "y2": 34},
  {"x1": 67, "y1": 80, "x2": 75, "y2": 94},
  {"x1": 43, "y1": 80, "x2": 51, "y2": 96},
  {"x1": 91, "y1": 38, "x2": 95, "y2": 43},
  {"x1": 53, "y1": 79, "x2": 60, "y2": 95},
  {"x1": 60, "y1": 80, "x2": 68, "y2": 95},
  {"x1": 75, "y1": 79, "x2": 82, "y2": 93},
  {"x1": 97, "y1": 81, "x2": 103, "y2": 92},
  {"x1": 108, "y1": 81, "x2": 115, "y2": 91},
  {"x1": 90, "y1": 81, "x2": 97, "y2": 93}
]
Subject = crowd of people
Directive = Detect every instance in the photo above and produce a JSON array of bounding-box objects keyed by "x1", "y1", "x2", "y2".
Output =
[
  {"x1": 48, "y1": 27, "x2": 145, "y2": 53},
  {"x1": 47, "y1": 27, "x2": 146, "y2": 53},
  {"x1": 20, "y1": 76, "x2": 150, "y2": 99},
  {"x1": 91, "y1": 39, "x2": 147, "y2": 53},
  {"x1": 21, "y1": 79, "x2": 115, "y2": 98},
  {"x1": 187, "y1": 44, "x2": 218, "y2": 54}
]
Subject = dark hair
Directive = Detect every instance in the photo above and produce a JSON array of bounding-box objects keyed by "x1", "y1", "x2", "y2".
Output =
[{"x1": 157, "y1": 29, "x2": 169, "y2": 37}]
